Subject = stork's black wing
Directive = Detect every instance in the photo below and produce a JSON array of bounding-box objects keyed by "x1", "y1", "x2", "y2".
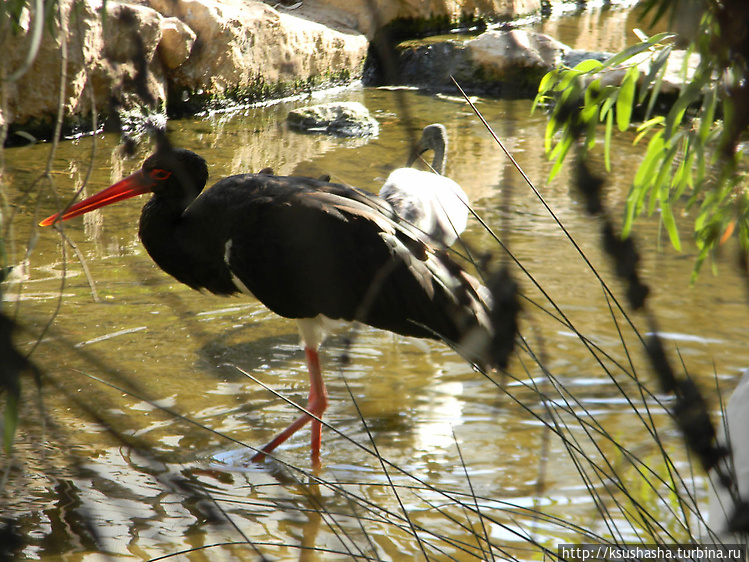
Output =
[{"x1": 170, "y1": 173, "x2": 491, "y2": 365}]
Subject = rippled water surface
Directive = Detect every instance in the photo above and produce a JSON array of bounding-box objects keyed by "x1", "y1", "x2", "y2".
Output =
[{"x1": 3, "y1": 4, "x2": 748, "y2": 560}]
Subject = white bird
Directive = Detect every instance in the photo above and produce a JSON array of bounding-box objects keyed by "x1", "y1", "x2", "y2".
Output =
[{"x1": 380, "y1": 124, "x2": 469, "y2": 247}]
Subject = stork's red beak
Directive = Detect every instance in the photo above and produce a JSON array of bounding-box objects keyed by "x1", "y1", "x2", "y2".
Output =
[{"x1": 39, "y1": 169, "x2": 153, "y2": 227}]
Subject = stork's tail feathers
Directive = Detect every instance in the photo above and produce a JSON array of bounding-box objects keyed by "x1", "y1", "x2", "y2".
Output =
[
  {"x1": 482, "y1": 265, "x2": 520, "y2": 370},
  {"x1": 439, "y1": 257, "x2": 520, "y2": 372}
]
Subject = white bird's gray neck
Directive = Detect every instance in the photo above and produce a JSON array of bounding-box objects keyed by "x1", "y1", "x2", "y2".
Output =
[{"x1": 431, "y1": 142, "x2": 446, "y2": 175}]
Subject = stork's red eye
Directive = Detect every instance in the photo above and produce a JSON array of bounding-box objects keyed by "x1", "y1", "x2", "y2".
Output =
[{"x1": 150, "y1": 169, "x2": 171, "y2": 181}]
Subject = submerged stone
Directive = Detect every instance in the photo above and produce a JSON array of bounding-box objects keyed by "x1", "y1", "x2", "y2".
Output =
[{"x1": 287, "y1": 101, "x2": 379, "y2": 137}]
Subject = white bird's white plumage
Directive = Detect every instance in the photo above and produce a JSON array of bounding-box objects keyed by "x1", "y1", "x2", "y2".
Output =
[{"x1": 380, "y1": 124, "x2": 469, "y2": 247}]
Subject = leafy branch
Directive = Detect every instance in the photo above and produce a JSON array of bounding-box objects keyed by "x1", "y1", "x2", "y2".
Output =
[{"x1": 534, "y1": 0, "x2": 749, "y2": 279}]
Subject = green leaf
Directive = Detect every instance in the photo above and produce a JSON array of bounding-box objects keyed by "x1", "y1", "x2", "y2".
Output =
[
  {"x1": 623, "y1": 190, "x2": 640, "y2": 238},
  {"x1": 554, "y1": 69, "x2": 580, "y2": 93},
  {"x1": 649, "y1": 140, "x2": 680, "y2": 219},
  {"x1": 601, "y1": 32, "x2": 676, "y2": 69},
  {"x1": 672, "y1": 144, "x2": 694, "y2": 200},
  {"x1": 537, "y1": 69, "x2": 557, "y2": 94},
  {"x1": 644, "y1": 59, "x2": 667, "y2": 122},
  {"x1": 698, "y1": 87, "x2": 717, "y2": 143},
  {"x1": 634, "y1": 130, "x2": 664, "y2": 189},
  {"x1": 664, "y1": 70, "x2": 709, "y2": 138},
  {"x1": 604, "y1": 110, "x2": 613, "y2": 171},
  {"x1": 545, "y1": 115, "x2": 558, "y2": 154},
  {"x1": 580, "y1": 101, "x2": 598, "y2": 124},
  {"x1": 582, "y1": 80, "x2": 601, "y2": 117},
  {"x1": 660, "y1": 201, "x2": 682, "y2": 251},
  {"x1": 695, "y1": 142, "x2": 707, "y2": 187},
  {"x1": 694, "y1": 206, "x2": 708, "y2": 232},
  {"x1": 636, "y1": 116, "x2": 666, "y2": 132},
  {"x1": 548, "y1": 132, "x2": 573, "y2": 182},
  {"x1": 585, "y1": 115, "x2": 598, "y2": 152},
  {"x1": 571, "y1": 59, "x2": 604, "y2": 74},
  {"x1": 648, "y1": 178, "x2": 659, "y2": 215},
  {"x1": 531, "y1": 92, "x2": 547, "y2": 115},
  {"x1": 678, "y1": 42, "x2": 695, "y2": 87},
  {"x1": 639, "y1": 45, "x2": 673, "y2": 104},
  {"x1": 600, "y1": 86, "x2": 618, "y2": 121},
  {"x1": 691, "y1": 249, "x2": 708, "y2": 283},
  {"x1": 654, "y1": 141, "x2": 680, "y2": 194},
  {"x1": 616, "y1": 66, "x2": 638, "y2": 132},
  {"x1": 557, "y1": 78, "x2": 581, "y2": 107},
  {"x1": 633, "y1": 116, "x2": 665, "y2": 144},
  {"x1": 534, "y1": 69, "x2": 559, "y2": 111}
]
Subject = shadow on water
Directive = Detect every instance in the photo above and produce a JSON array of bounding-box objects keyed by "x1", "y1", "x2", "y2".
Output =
[{"x1": 2, "y1": 2, "x2": 749, "y2": 560}]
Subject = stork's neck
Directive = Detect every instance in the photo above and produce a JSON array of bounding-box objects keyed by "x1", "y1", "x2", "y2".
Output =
[
  {"x1": 431, "y1": 142, "x2": 446, "y2": 175},
  {"x1": 139, "y1": 192, "x2": 189, "y2": 246},
  {"x1": 138, "y1": 192, "x2": 238, "y2": 295},
  {"x1": 138, "y1": 193, "x2": 190, "y2": 274}
]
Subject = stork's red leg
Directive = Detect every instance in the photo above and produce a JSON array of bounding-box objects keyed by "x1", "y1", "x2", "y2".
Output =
[
  {"x1": 305, "y1": 348, "x2": 328, "y2": 465},
  {"x1": 251, "y1": 347, "x2": 328, "y2": 465}
]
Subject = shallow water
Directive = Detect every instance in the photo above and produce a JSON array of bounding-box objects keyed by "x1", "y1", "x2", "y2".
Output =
[{"x1": 3, "y1": 3, "x2": 749, "y2": 560}]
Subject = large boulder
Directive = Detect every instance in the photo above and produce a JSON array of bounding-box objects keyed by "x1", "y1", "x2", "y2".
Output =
[
  {"x1": 147, "y1": 0, "x2": 369, "y2": 110},
  {"x1": 290, "y1": 0, "x2": 542, "y2": 39},
  {"x1": 468, "y1": 30, "x2": 569, "y2": 80},
  {"x1": 3, "y1": 1, "x2": 166, "y2": 138},
  {"x1": 158, "y1": 17, "x2": 197, "y2": 70},
  {"x1": 395, "y1": 29, "x2": 569, "y2": 96},
  {"x1": 2, "y1": 0, "x2": 370, "y2": 139}
]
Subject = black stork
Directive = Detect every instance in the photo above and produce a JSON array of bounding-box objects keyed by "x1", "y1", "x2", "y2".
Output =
[
  {"x1": 379, "y1": 124, "x2": 469, "y2": 247},
  {"x1": 40, "y1": 146, "x2": 493, "y2": 466}
]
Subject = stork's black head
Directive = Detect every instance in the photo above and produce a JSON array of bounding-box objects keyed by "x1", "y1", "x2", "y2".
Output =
[
  {"x1": 142, "y1": 148, "x2": 209, "y2": 201},
  {"x1": 39, "y1": 147, "x2": 210, "y2": 226}
]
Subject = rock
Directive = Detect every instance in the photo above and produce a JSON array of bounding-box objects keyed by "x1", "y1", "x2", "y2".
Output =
[
  {"x1": 576, "y1": 48, "x2": 701, "y2": 99},
  {"x1": 395, "y1": 40, "x2": 471, "y2": 91},
  {"x1": 395, "y1": 27, "x2": 700, "y2": 104},
  {"x1": 395, "y1": 29, "x2": 568, "y2": 96},
  {"x1": 563, "y1": 49, "x2": 612, "y2": 68},
  {"x1": 102, "y1": 3, "x2": 162, "y2": 65},
  {"x1": 655, "y1": 50, "x2": 701, "y2": 95},
  {"x1": 289, "y1": 0, "x2": 543, "y2": 39},
  {"x1": 147, "y1": 0, "x2": 369, "y2": 109},
  {"x1": 2, "y1": 0, "x2": 547, "y2": 141},
  {"x1": 467, "y1": 30, "x2": 568, "y2": 78},
  {"x1": 96, "y1": 3, "x2": 165, "y2": 107},
  {"x1": 158, "y1": 17, "x2": 197, "y2": 70},
  {"x1": 287, "y1": 102, "x2": 379, "y2": 137},
  {"x1": 2, "y1": 0, "x2": 166, "y2": 140},
  {"x1": 3, "y1": 0, "x2": 371, "y2": 139}
]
